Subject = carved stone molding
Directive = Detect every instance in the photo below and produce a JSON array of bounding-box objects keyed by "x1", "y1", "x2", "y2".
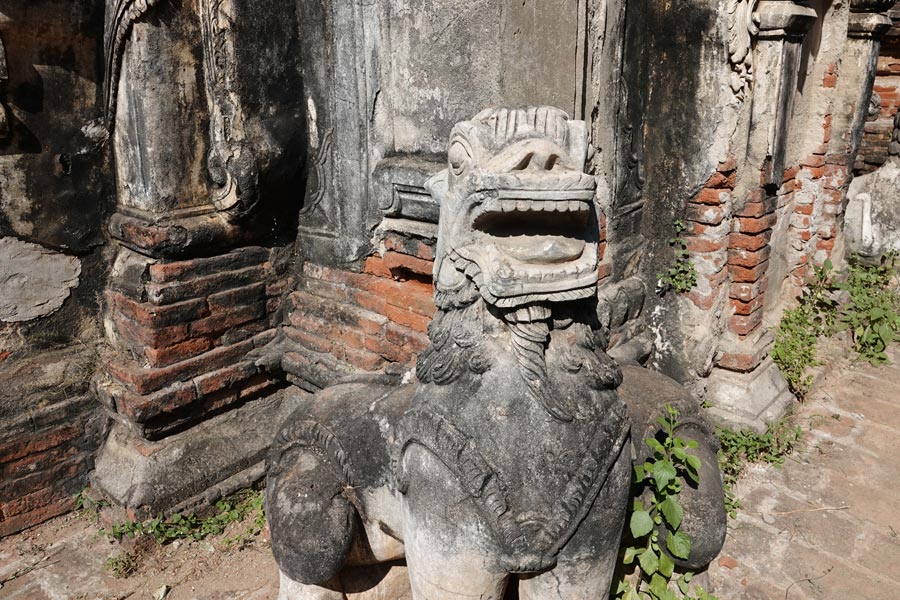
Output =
[
  {"x1": 727, "y1": 0, "x2": 761, "y2": 98},
  {"x1": 755, "y1": 0, "x2": 817, "y2": 37}
]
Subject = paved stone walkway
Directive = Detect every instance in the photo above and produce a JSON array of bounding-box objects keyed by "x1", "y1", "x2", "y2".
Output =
[
  {"x1": 706, "y1": 344, "x2": 900, "y2": 599},
  {"x1": 2, "y1": 345, "x2": 900, "y2": 599}
]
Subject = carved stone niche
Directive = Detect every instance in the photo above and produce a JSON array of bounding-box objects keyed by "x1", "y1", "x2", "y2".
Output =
[
  {"x1": 104, "y1": 0, "x2": 306, "y2": 258},
  {"x1": 267, "y1": 107, "x2": 727, "y2": 600},
  {"x1": 294, "y1": 0, "x2": 594, "y2": 266}
]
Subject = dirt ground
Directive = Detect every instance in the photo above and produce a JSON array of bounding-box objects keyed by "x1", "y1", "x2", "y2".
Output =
[{"x1": 0, "y1": 509, "x2": 280, "y2": 599}]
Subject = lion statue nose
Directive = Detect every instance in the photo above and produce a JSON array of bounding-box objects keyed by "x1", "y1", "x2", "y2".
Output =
[{"x1": 512, "y1": 150, "x2": 562, "y2": 171}]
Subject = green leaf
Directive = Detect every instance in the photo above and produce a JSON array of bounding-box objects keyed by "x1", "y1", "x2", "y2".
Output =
[
  {"x1": 658, "y1": 548, "x2": 675, "y2": 578},
  {"x1": 624, "y1": 546, "x2": 638, "y2": 564},
  {"x1": 686, "y1": 454, "x2": 702, "y2": 472},
  {"x1": 645, "y1": 438, "x2": 665, "y2": 454},
  {"x1": 639, "y1": 547, "x2": 659, "y2": 575},
  {"x1": 667, "y1": 530, "x2": 692, "y2": 560},
  {"x1": 658, "y1": 496, "x2": 684, "y2": 530},
  {"x1": 652, "y1": 460, "x2": 677, "y2": 492},
  {"x1": 630, "y1": 510, "x2": 654, "y2": 538}
]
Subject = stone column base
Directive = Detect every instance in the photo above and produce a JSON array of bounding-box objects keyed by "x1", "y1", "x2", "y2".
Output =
[
  {"x1": 90, "y1": 388, "x2": 305, "y2": 519},
  {"x1": 705, "y1": 358, "x2": 795, "y2": 432}
]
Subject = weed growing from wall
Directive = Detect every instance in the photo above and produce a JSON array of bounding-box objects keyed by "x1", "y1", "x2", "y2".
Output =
[{"x1": 658, "y1": 221, "x2": 698, "y2": 294}]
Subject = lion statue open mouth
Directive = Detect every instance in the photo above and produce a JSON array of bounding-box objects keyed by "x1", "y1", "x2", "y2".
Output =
[{"x1": 266, "y1": 106, "x2": 726, "y2": 600}]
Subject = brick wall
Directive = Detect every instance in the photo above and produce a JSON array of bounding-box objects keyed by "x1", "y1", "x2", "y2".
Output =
[
  {"x1": 283, "y1": 230, "x2": 434, "y2": 391},
  {"x1": 856, "y1": 25, "x2": 900, "y2": 174},
  {"x1": 96, "y1": 246, "x2": 288, "y2": 439},
  {"x1": 0, "y1": 350, "x2": 106, "y2": 537}
]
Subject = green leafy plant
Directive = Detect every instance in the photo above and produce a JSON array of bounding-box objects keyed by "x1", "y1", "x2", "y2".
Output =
[
  {"x1": 658, "y1": 221, "x2": 698, "y2": 294},
  {"x1": 834, "y1": 253, "x2": 900, "y2": 365},
  {"x1": 105, "y1": 551, "x2": 138, "y2": 578},
  {"x1": 772, "y1": 253, "x2": 900, "y2": 394},
  {"x1": 771, "y1": 260, "x2": 837, "y2": 398},
  {"x1": 75, "y1": 490, "x2": 109, "y2": 523},
  {"x1": 100, "y1": 489, "x2": 265, "y2": 546},
  {"x1": 614, "y1": 405, "x2": 719, "y2": 600},
  {"x1": 716, "y1": 419, "x2": 802, "y2": 518}
]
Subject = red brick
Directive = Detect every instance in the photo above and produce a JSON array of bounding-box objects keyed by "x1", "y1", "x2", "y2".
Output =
[
  {"x1": 706, "y1": 172, "x2": 730, "y2": 189},
  {"x1": 734, "y1": 196, "x2": 776, "y2": 218},
  {"x1": 190, "y1": 302, "x2": 266, "y2": 338},
  {"x1": 1, "y1": 443, "x2": 79, "y2": 481},
  {"x1": 384, "y1": 305, "x2": 431, "y2": 333},
  {"x1": 145, "y1": 337, "x2": 214, "y2": 368},
  {"x1": 718, "y1": 347, "x2": 767, "y2": 372},
  {"x1": 290, "y1": 312, "x2": 366, "y2": 350},
  {"x1": 384, "y1": 322, "x2": 430, "y2": 354},
  {"x1": 107, "y1": 291, "x2": 210, "y2": 329},
  {"x1": 730, "y1": 295, "x2": 765, "y2": 316},
  {"x1": 695, "y1": 188, "x2": 727, "y2": 205},
  {"x1": 111, "y1": 380, "x2": 198, "y2": 422},
  {"x1": 730, "y1": 275, "x2": 769, "y2": 303},
  {"x1": 0, "y1": 424, "x2": 82, "y2": 465},
  {"x1": 363, "y1": 256, "x2": 394, "y2": 278},
  {"x1": 729, "y1": 310, "x2": 764, "y2": 336},
  {"x1": 795, "y1": 203, "x2": 814, "y2": 215},
  {"x1": 363, "y1": 278, "x2": 435, "y2": 318},
  {"x1": 146, "y1": 265, "x2": 267, "y2": 306},
  {"x1": 148, "y1": 247, "x2": 269, "y2": 284},
  {"x1": 734, "y1": 213, "x2": 776, "y2": 234},
  {"x1": 193, "y1": 362, "x2": 259, "y2": 397},
  {"x1": 685, "y1": 237, "x2": 726, "y2": 253},
  {"x1": 341, "y1": 346, "x2": 388, "y2": 371},
  {"x1": 782, "y1": 166, "x2": 800, "y2": 182},
  {"x1": 823, "y1": 73, "x2": 837, "y2": 88},
  {"x1": 0, "y1": 496, "x2": 76, "y2": 537},
  {"x1": 728, "y1": 246, "x2": 772, "y2": 269},
  {"x1": 364, "y1": 336, "x2": 412, "y2": 364},
  {"x1": 382, "y1": 251, "x2": 434, "y2": 278},
  {"x1": 284, "y1": 327, "x2": 335, "y2": 355},
  {"x1": 1, "y1": 485, "x2": 71, "y2": 519},
  {"x1": 729, "y1": 260, "x2": 770, "y2": 283},
  {"x1": 266, "y1": 278, "x2": 293, "y2": 298},
  {"x1": 685, "y1": 203, "x2": 726, "y2": 225},
  {"x1": 208, "y1": 283, "x2": 266, "y2": 311},
  {"x1": 107, "y1": 336, "x2": 260, "y2": 395}
]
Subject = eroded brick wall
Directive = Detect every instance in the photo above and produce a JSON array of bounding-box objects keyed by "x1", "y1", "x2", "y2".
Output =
[
  {"x1": 283, "y1": 231, "x2": 434, "y2": 390},
  {"x1": 0, "y1": 351, "x2": 106, "y2": 537},
  {"x1": 857, "y1": 22, "x2": 900, "y2": 174},
  {"x1": 97, "y1": 246, "x2": 289, "y2": 439}
]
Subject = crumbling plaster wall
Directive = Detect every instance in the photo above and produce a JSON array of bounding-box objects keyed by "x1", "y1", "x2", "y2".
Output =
[{"x1": 0, "y1": 1, "x2": 111, "y2": 536}]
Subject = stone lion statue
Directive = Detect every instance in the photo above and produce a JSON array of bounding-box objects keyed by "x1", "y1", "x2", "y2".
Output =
[{"x1": 266, "y1": 106, "x2": 726, "y2": 600}]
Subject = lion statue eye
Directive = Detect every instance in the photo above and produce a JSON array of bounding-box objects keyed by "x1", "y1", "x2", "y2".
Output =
[{"x1": 448, "y1": 141, "x2": 471, "y2": 176}]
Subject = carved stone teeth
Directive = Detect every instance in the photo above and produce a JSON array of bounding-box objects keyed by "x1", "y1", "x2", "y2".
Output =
[{"x1": 517, "y1": 200, "x2": 529, "y2": 211}]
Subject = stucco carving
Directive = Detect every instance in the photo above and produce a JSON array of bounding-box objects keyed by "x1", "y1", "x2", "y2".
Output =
[
  {"x1": 727, "y1": 0, "x2": 760, "y2": 98},
  {"x1": 266, "y1": 107, "x2": 726, "y2": 599}
]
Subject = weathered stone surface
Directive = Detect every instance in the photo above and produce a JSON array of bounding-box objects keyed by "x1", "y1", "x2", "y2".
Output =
[
  {"x1": 91, "y1": 387, "x2": 303, "y2": 518},
  {"x1": 0, "y1": 237, "x2": 81, "y2": 322}
]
